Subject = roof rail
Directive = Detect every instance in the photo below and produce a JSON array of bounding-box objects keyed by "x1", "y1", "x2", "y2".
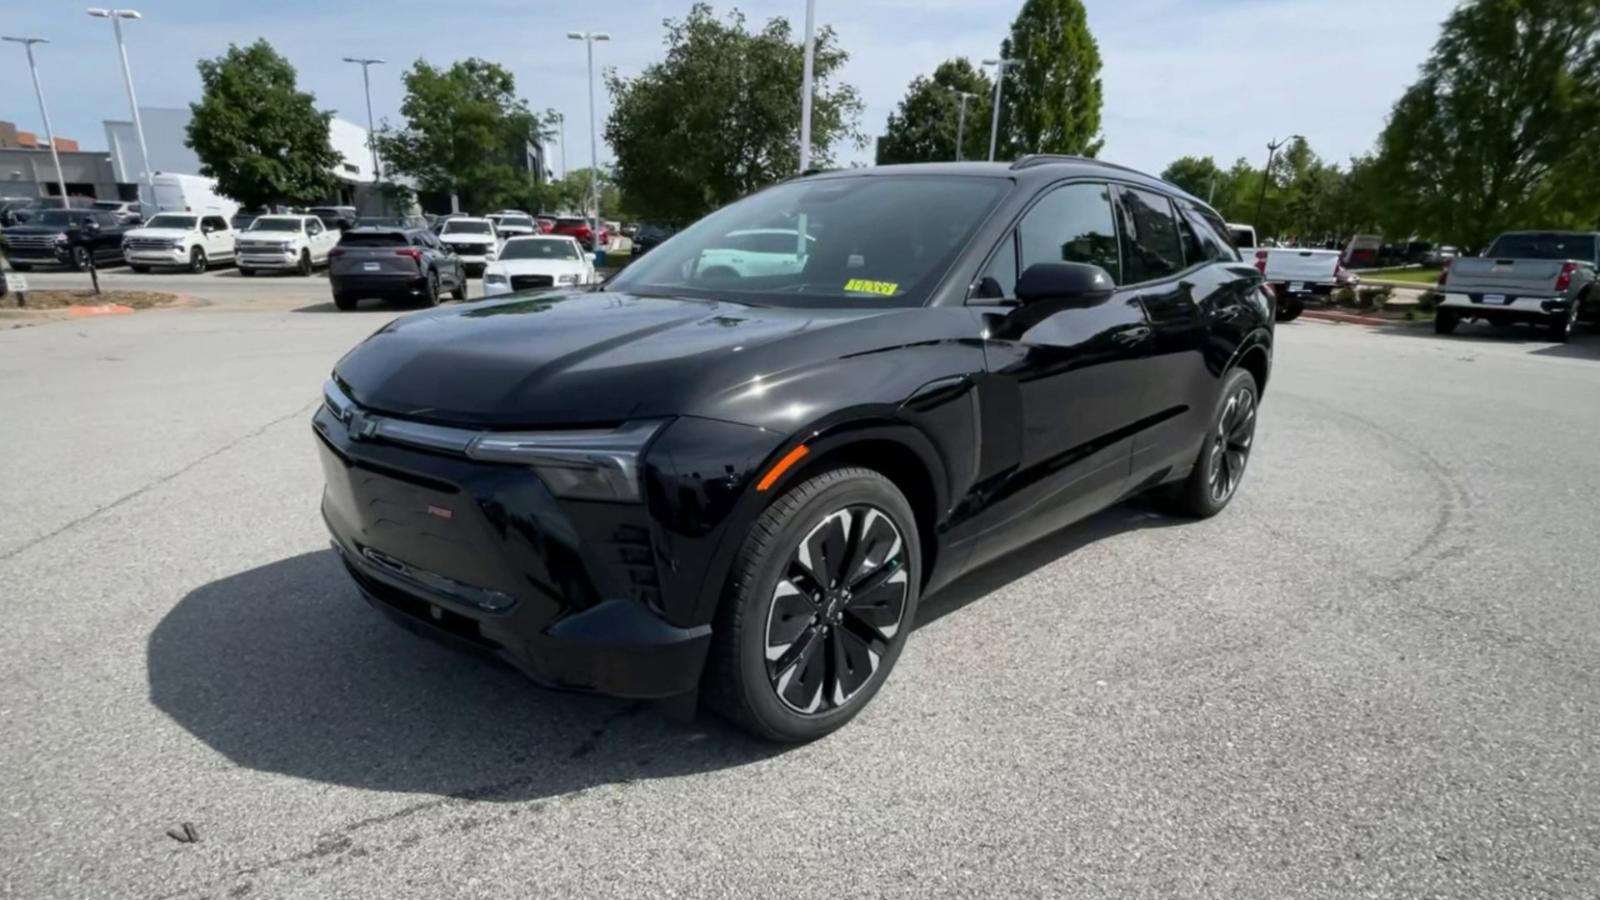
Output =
[{"x1": 1009, "y1": 154, "x2": 1148, "y2": 178}]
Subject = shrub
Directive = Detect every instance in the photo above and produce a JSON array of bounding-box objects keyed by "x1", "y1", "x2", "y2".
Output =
[
  {"x1": 1332, "y1": 287, "x2": 1358, "y2": 308},
  {"x1": 1357, "y1": 285, "x2": 1394, "y2": 311},
  {"x1": 1417, "y1": 289, "x2": 1441, "y2": 312}
]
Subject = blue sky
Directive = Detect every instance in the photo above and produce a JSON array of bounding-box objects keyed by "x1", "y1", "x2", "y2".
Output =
[{"x1": 3, "y1": 0, "x2": 1460, "y2": 176}]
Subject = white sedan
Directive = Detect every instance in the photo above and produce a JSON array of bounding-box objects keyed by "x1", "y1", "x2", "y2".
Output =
[{"x1": 481, "y1": 235, "x2": 598, "y2": 297}]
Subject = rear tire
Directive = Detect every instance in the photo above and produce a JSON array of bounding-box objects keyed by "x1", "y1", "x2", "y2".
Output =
[
  {"x1": 1164, "y1": 368, "x2": 1258, "y2": 519},
  {"x1": 1549, "y1": 301, "x2": 1579, "y2": 343},
  {"x1": 1276, "y1": 297, "x2": 1304, "y2": 322},
  {"x1": 417, "y1": 270, "x2": 441, "y2": 307},
  {"x1": 703, "y1": 466, "x2": 921, "y2": 743},
  {"x1": 1434, "y1": 308, "x2": 1459, "y2": 335},
  {"x1": 332, "y1": 293, "x2": 358, "y2": 311}
]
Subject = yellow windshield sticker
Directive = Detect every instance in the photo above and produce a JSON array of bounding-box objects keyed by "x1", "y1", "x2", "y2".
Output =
[{"x1": 844, "y1": 278, "x2": 899, "y2": 296}]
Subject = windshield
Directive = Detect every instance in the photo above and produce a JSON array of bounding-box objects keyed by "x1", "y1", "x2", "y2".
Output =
[
  {"x1": 93, "y1": 202, "x2": 124, "y2": 211},
  {"x1": 33, "y1": 211, "x2": 87, "y2": 226},
  {"x1": 499, "y1": 216, "x2": 535, "y2": 230},
  {"x1": 609, "y1": 175, "x2": 1009, "y2": 309},
  {"x1": 145, "y1": 214, "x2": 197, "y2": 230},
  {"x1": 501, "y1": 238, "x2": 581, "y2": 261},
  {"x1": 339, "y1": 231, "x2": 408, "y2": 247},
  {"x1": 555, "y1": 218, "x2": 588, "y2": 229},
  {"x1": 249, "y1": 217, "x2": 304, "y2": 233},
  {"x1": 444, "y1": 220, "x2": 493, "y2": 235},
  {"x1": 1486, "y1": 233, "x2": 1597, "y2": 261}
]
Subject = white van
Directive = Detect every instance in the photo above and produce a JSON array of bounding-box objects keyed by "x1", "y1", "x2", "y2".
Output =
[{"x1": 150, "y1": 173, "x2": 239, "y2": 220}]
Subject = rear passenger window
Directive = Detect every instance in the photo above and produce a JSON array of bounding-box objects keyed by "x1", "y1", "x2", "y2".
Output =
[
  {"x1": 1116, "y1": 187, "x2": 1184, "y2": 283},
  {"x1": 1178, "y1": 202, "x2": 1238, "y2": 262},
  {"x1": 1018, "y1": 182, "x2": 1121, "y2": 284}
]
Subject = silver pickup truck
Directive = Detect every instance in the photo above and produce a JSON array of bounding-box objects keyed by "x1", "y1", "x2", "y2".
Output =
[{"x1": 1436, "y1": 231, "x2": 1598, "y2": 342}]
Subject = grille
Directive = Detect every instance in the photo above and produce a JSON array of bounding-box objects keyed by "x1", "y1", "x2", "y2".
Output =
[
  {"x1": 454, "y1": 243, "x2": 490, "y2": 255},
  {"x1": 510, "y1": 274, "x2": 555, "y2": 290},
  {"x1": 126, "y1": 238, "x2": 178, "y2": 252},
  {"x1": 5, "y1": 234, "x2": 59, "y2": 250},
  {"x1": 238, "y1": 241, "x2": 286, "y2": 253}
]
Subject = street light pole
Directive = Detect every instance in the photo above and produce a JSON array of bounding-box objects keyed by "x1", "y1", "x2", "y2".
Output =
[
  {"x1": 3, "y1": 37, "x2": 70, "y2": 207},
  {"x1": 950, "y1": 90, "x2": 974, "y2": 161},
  {"x1": 341, "y1": 57, "x2": 385, "y2": 192},
  {"x1": 87, "y1": 9, "x2": 153, "y2": 212},
  {"x1": 557, "y1": 112, "x2": 567, "y2": 180},
  {"x1": 798, "y1": 0, "x2": 817, "y2": 173},
  {"x1": 567, "y1": 31, "x2": 610, "y2": 253},
  {"x1": 1253, "y1": 134, "x2": 1303, "y2": 234},
  {"x1": 982, "y1": 58, "x2": 1013, "y2": 162}
]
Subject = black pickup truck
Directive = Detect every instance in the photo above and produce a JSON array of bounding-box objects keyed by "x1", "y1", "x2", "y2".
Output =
[{"x1": 0, "y1": 209, "x2": 129, "y2": 271}]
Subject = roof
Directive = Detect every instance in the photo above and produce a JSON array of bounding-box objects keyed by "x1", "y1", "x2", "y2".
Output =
[{"x1": 805, "y1": 157, "x2": 1213, "y2": 213}]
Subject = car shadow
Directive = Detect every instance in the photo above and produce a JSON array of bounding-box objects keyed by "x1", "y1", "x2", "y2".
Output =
[
  {"x1": 147, "y1": 498, "x2": 1179, "y2": 802},
  {"x1": 1362, "y1": 320, "x2": 1600, "y2": 361}
]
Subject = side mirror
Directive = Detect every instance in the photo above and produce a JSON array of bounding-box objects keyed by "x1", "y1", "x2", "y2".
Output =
[
  {"x1": 83, "y1": 220, "x2": 102, "y2": 234},
  {"x1": 1015, "y1": 262, "x2": 1115, "y2": 306}
]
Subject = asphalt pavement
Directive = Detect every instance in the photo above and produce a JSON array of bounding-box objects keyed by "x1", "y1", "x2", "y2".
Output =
[{"x1": 2, "y1": 302, "x2": 1598, "y2": 899}]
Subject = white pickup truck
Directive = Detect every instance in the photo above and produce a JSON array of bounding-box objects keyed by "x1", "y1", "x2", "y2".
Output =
[
  {"x1": 122, "y1": 212, "x2": 236, "y2": 273},
  {"x1": 1228, "y1": 223, "x2": 1347, "y2": 321}
]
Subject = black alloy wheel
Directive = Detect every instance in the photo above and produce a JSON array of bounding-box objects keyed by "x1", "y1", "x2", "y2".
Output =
[
  {"x1": 70, "y1": 246, "x2": 91, "y2": 271},
  {"x1": 189, "y1": 246, "x2": 207, "y2": 274},
  {"x1": 705, "y1": 466, "x2": 921, "y2": 742},
  {"x1": 1550, "y1": 299, "x2": 1580, "y2": 343},
  {"x1": 297, "y1": 250, "x2": 313, "y2": 277},
  {"x1": 764, "y1": 506, "x2": 909, "y2": 716},
  {"x1": 419, "y1": 270, "x2": 441, "y2": 307},
  {"x1": 1434, "y1": 308, "x2": 1459, "y2": 335},
  {"x1": 1165, "y1": 368, "x2": 1258, "y2": 518},
  {"x1": 1207, "y1": 381, "x2": 1257, "y2": 506}
]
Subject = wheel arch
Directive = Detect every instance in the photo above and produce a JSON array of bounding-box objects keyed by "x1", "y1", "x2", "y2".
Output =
[{"x1": 1230, "y1": 330, "x2": 1273, "y2": 396}]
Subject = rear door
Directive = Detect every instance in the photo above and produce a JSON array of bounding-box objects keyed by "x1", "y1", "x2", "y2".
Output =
[
  {"x1": 969, "y1": 180, "x2": 1153, "y2": 561},
  {"x1": 201, "y1": 215, "x2": 232, "y2": 257}
]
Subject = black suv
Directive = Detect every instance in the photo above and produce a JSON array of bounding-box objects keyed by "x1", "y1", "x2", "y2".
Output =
[
  {"x1": 328, "y1": 226, "x2": 467, "y2": 310},
  {"x1": 314, "y1": 157, "x2": 1273, "y2": 741},
  {"x1": 1, "y1": 209, "x2": 129, "y2": 270}
]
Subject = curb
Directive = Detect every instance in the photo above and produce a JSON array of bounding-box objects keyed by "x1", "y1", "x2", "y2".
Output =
[{"x1": 1301, "y1": 309, "x2": 1398, "y2": 327}]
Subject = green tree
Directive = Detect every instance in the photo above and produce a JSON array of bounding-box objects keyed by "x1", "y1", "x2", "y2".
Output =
[
  {"x1": 1161, "y1": 156, "x2": 1225, "y2": 204},
  {"x1": 605, "y1": 3, "x2": 864, "y2": 226},
  {"x1": 997, "y1": 0, "x2": 1105, "y2": 158},
  {"x1": 185, "y1": 41, "x2": 339, "y2": 209},
  {"x1": 1373, "y1": 0, "x2": 1600, "y2": 248},
  {"x1": 531, "y1": 167, "x2": 623, "y2": 218},
  {"x1": 877, "y1": 59, "x2": 992, "y2": 164},
  {"x1": 377, "y1": 59, "x2": 544, "y2": 214}
]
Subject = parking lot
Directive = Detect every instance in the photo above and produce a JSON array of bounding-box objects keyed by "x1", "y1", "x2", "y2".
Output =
[{"x1": 3, "y1": 297, "x2": 1599, "y2": 898}]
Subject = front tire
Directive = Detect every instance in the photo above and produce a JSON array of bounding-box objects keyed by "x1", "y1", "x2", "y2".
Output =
[
  {"x1": 450, "y1": 270, "x2": 467, "y2": 300},
  {"x1": 1165, "y1": 368, "x2": 1259, "y2": 519},
  {"x1": 130, "y1": 264, "x2": 150, "y2": 273},
  {"x1": 238, "y1": 267, "x2": 255, "y2": 277},
  {"x1": 704, "y1": 466, "x2": 921, "y2": 743},
  {"x1": 296, "y1": 250, "x2": 313, "y2": 277},
  {"x1": 69, "y1": 246, "x2": 91, "y2": 272},
  {"x1": 189, "y1": 247, "x2": 207, "y2": 274}
]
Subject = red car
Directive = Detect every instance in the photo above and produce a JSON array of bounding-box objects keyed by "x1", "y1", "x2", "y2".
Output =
[
  {"x1": 551, "y1": 216, "x2": 608, "y2": 249},
  {"x1": 535, "y1": 216, "x2": 556, "y2": 234}
]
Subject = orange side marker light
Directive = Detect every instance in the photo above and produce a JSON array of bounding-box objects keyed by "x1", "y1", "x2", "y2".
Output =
[{"x1": 756, "y1": 444, "x2": 809, "y2": 492}]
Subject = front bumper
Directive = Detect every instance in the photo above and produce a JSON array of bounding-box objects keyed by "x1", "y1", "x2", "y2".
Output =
[
  {"x1": 236, "y1": 249, "x2": 301, "y2": 270},
  {"x1": 2, "y1": 245, "x2": 70, "y2": 264},
  {"x1": 1438, "y1": 291, "x2": 1570, "y2": 319},
  {"x1": 124, "y1": 247, "x2": 189, "y2": 266},
  {"x1": 312, "y1": 403, "x2": 712, "y2": 698}
]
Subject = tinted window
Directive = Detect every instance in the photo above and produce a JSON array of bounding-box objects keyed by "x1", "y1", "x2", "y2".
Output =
[
  {"x1": 975, "y1": 232, "x2": 1019, "y2": 298},
  {"x1": 1485, "y1": 232, "x2": 1598, "y2": 261},
  {"x1": 1017, "y1": 182, "x2": 1121, "y2": 284},
  {"x1": 203, "y1": 216, "x2": 228, "y2": 231},
  {"x1": 555, "y1": 217, "x2": 588, "y2": 229},
  {"x1": 147, "y1": 214, "x2": 198, "y2": 230},
  {"x1": 443, "y1": 220, "x2": 493, "y2": 235},
  {"x1": 1116, "y1": 187, "x2": 1184, "y2": 283},
  {"x1": 93, "y1": 212, "x2": 120, "y2": 228},
  {"x1": 340, "y1": 231, "x2": 408, "y2": 247},
  {"x1": 500, "y1": 239, "x2": 582, "y2": 261},
  {"x1": 250, "y1": 217, "x2": 303, "y2": 233},
  {"x1": 501, "y1": 216, "x2": 535, "y2": 230},
  {"x1": 1177, "y1": 202, "x2": 1235, "y2": 262}
]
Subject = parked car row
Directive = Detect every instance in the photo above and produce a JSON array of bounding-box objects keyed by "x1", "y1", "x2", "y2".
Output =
[{"x1": 328, "y1": 227, "x2": 595, "y2": 310}]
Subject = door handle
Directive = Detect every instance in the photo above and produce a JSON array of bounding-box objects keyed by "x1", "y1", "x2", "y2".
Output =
[{"x1": 1113, "y1": 325, "x2": 1152, "y2": 345}]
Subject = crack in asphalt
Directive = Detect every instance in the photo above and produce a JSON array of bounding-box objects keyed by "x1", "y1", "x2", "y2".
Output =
[{"x1": 0, "y1": 399, "x2": 320, "y2": 564}]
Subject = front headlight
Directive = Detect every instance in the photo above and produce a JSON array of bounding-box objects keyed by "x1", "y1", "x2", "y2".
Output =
[
  {"x1": 484, "y1": 273, "x2": 508, "y2": 285},
  {"x1": 557, "y1": 274, "x2": 578, "y2": 285},
  {"x1": 466, "y1": 420, "x2": 666, "y2": 502},
  {"x1": 54, "y1": 234, "x2": 68, "y2": 244}
]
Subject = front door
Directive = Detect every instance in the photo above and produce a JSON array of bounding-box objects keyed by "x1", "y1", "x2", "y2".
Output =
[{"x1": 967, "y1": 181, "x2": 1154, "y2": 566}]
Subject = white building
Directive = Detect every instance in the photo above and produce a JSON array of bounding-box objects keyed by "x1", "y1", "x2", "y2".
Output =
[{"x1": 104, "y1": 106, "x2": 386, "y2": 209}]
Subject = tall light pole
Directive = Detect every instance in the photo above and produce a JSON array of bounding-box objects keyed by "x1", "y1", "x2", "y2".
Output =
[
  {"x1": 567, "y1": 31, "x2": 610, "y2": 253},
  {"x1": 556, "y1": 112, "x2": 567, "y2": 180},
  {"x1": 982, "y1": 57, "x2": 1013, "y2": 162},
  {"x1": 341, "y1": 57, "x2": 385, "y2": 195},
  {"x1": 3, "y1": 37, "x2": 71, "y2": 208},
  {"x1": 797, "y1": 0, "x2": 817, "y2": 173},
  {"x1": 87, "y1": 9, "x2": 153, "y2": 212},
  {"x1": 949, "y1": 89, "x2": 975, "y2": 161},
  {"x1": 1254, "y1": 134, "x2": 1303, "y2": 233}
]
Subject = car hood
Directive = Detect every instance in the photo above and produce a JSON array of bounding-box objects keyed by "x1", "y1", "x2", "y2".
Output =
[
  {"x1": 485, "y1": 258, "x2": 586, "y2": 277},
  {"x1": 123, "y1": 227, "x2": 194, "y2": 241},
  {"x1": 333, "y1": 290, "x2": 891, "y2": 428}
]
